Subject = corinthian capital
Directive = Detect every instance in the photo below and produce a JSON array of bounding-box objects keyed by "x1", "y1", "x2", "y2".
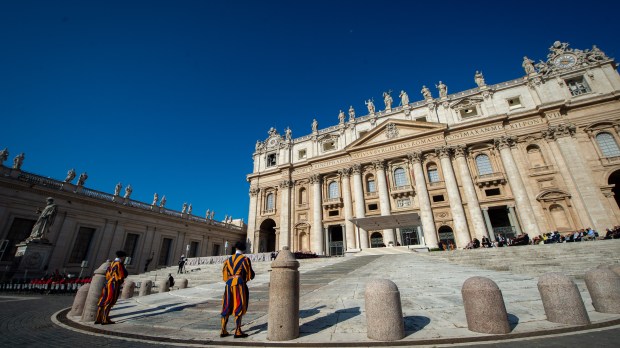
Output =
[
  {"x1": 407, "y1": 152, "x2": 422, "y2": 164},
  {"x1": 435, "y1": 146, "x2": 452, "y2": 159},
  {"x1": 541, "y1": 127, "x2": 556, "y2": 141},
  {"x1": 309, "y1": 174, "x2": 321, "y2": 184},
  {"x1": 493, "y1": 136, "x2": 516, "y2": 150},
  {"x1": 372, "y1": 160, "x2": 386, "y2": 171},
  {"x1": 249, "y1": 187, "x2": 260, "y2": 196},
  {"x1": 338, "y1": 167, "x2": 351, "y2": 177},
  {"x1": 279, "y1": 180, "x2": 293, "y2": 188},
  {"x1": 351, "y1": 164, "x2": 362, "y2": 174},
  {"x1": 453, "y1": 145, "x2": 468, "y2": 158},
  {"x1": 555, "y1": 123, "x2": 577, "y2": 138}
]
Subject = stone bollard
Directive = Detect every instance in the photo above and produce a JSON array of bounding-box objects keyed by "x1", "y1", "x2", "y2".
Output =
[
  {"x1": 609, "y1": 264, "x2": 620, "y2": 277},
  {"x1": 120, "y1": 281, "x2": 135, "y2": 299},
  {"x1": 268, "y1": 246, "x2": 300, "y2": 341},
  {"x1": 178, "y1": 279, "x2": 188, "y2": 289},
  {"x1": 365, "y1": 279, "x2": 404, "y2": 341},
  {"x1": 80, "y1": 261, "x2": 110, "y2": 323},
  {"x1": 158, "y1": 279, "x2": 169, "y2": 293},
  {"x1": 139, "y1": 280, "x2": 152, "y2": 296},
  {"x1": 69, "y1": 284, "x2": 90, "y2": 317},
  {"x1": 585, "y1": 267, "x2": 620, "y2": 314},
  {"x1": 537, "y1": 273, "x2": 590, "y2": 325},
  {"x1": 461, "y1": 277, "x2": 510, "y2": 334}
]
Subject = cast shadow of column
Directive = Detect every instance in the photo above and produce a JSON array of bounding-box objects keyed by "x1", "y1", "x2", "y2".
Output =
[
  {"x1": 403, "y1": 315, "x2": 431, "y2": 333},
  {"x1": 299, "y1": 307, "x2": 360, "y2": 337},
  {"x1": 507, "y1": 313, "x2": 520, "y2": 331}
]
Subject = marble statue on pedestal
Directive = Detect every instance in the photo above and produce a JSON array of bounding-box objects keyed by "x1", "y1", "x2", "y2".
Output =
[
  {"x1": 25, "y1": 197, "x2": 57, "y2": 242},
  {"x1": 312, "y1": 119, "x2": 318, "y2": 133},
  {"x1": 421, "y1": 85, "x2": 432, "y2": 100},
  {"x1": 474, "y1": 71, "x2": 486, "y2": 87},
  {"x1": 348, "y1": 105, "x2": 355, "y2": 121},
  {"x1": 338, "y1": 110, "x2": 345, "y2": 124},
  {"x1": 522, "y1": 56, "x2": 536, "y2": 75},
  {"x1": 436, "y1": 81, "x2": 448, "y2": 98},
  {"x1": 399, "y1": 90, "x2": 409, "y2": 106},
  {"x1": 76, "y1": 172, "x2": 88, "y2": 186},
  {"x1": 160, "y1": 195, "x2": 166, "y2": 208},
  {"x1": 64, "y1": 169, "x2": 76, "y2": 183},
  {"x1": 182, "y1": 202, "x2": 188, "y2": 214},
  {"x1": 206, "y1": 209, "x2": 210, "y2": 219},
  {"x1": 124, "y1": 185, "x2": 132, "y2": 199},
  {"x1": 188, "y1": 204, "x2": 193, "y2": 215},
  {"x1": 0, "y1": 148, "x2": 8, "y2": 166},
  {"x1": 365, "y1": 99, "x2": 375, "y2": 114},
  {"x1": 383, "y1": 91, "x2": 393, "y2": 110},
  {"x1": 13, "y1": 153, "x2": 25, "y2": 170},
  {"x1": 152, "y1": 193, "x2": 158, "y2": 206},
  {"x1": 285, "y1": 127, "x2": 292, "y2": 141},
  {"x1": 114, "y1": 182, "x2": 122, "y2": 196}
]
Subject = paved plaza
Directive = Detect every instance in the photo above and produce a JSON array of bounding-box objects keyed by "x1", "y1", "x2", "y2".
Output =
[{"x1": 45, "y1": 245, "x2": 620, "y2": 347}]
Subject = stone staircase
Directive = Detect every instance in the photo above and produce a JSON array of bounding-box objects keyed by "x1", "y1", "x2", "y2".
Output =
[
  {"x1": 418, "y1": 239, "x2": 620, "y2": 279},
  {"x1": 354, "y1": 245, "x2": 419, "y2": 256}
]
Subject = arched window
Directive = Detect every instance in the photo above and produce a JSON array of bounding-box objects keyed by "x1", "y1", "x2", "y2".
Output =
[
  {"x1": 526, "y1": 145, "x2": 546, "y2": 167},
  {"x1": 298, "y1": 187, "x2": 307, "y2": 205},
  {"x1": 266, "y1": 193, "x2": 274, "y2": 210},
  {"x1": 328, "y1": 181, "x2": 339, "y2": 199},
  {"x1": 394, "y1": 167, "x2": 407, "y2": 187},
  {"x1": 427, "y1": 163, "x2": 439, "y2": 182},
  {"x1": 475, "y1": 154, "x2": 493, "y2": 175},
  {"x1": 596, "y1": 132, "x2": 620, "y2": 157},
  {"x1": 366, "y1": 176, "x2": 376, "y2": 193}
]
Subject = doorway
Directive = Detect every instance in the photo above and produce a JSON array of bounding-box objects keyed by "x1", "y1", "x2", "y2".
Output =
[
  {"x1": 328, "y1": 225, "x2": 344, "y2": 256},
  {"x1": 370, "y1": 232, "x2": 384, "y2": 248},
  {"x1": 259, "y1": 219, "x2": 277, "y2": 252},
  {"x1": 488, "y1": 206, "x2": 516, "y2": 240}
]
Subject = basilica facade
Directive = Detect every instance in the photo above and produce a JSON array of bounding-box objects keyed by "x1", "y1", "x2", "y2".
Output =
[{"x1": 246, "y1": 41, "x2": 620, "y2": 255}]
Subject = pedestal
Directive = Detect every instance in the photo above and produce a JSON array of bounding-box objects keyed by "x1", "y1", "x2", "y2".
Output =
[{"x1": 14, "y1": 240, "x2": 54, "y2": 275}]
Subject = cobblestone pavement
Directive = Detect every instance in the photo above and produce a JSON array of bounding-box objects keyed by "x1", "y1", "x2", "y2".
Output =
[{"x1": 0, "y1": 294, "x2": 619, "y2": 347}]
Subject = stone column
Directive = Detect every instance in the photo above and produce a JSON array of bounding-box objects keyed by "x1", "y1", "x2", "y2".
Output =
[
  {"x1": 494, "y1": 136, "x2": 541, "y2": 236},
  {"x1": 247, "y1": 187, "x2": 260, "y2": 253},
  {"x1": 339, "y1": 168, "x2": 357, "y2": 250},
  {"x1": 351, "y1": 164, "x2": 369, "y2": 249},
  {"x1": 507, "y1": 205, "x2": 522, "y2": 235},
  {"x1": 408, "y1": 152, "x2": 438, "y2": 248},
  {"x1": 310, "y1": 174, "x2": 324, "y2": 255},
  {"x1": 268, "y1": 247, "x2": 300, "y2": 340},
  {"x1": 546, "y1": 124, "x2": 613, "y2": 232},
  {"x1": 435, "y1": 146, "x2": 471, "y2": 248},
  {"x1": 279, "y1": 180, "x2": 292, "y2": 250},
  {"x1": 454, "y1": 145, "x2": 489, "y2": 239},
  {"x1": 481, "y1": 207, "x2": 495, "y2": 241},
  {"x1": 374, "y1": 160, "x2": 395, "y2": 245}
]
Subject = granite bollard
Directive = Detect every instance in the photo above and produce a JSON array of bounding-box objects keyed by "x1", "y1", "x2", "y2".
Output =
[
  {"x1": 537, "y1": 273, "x2": 590, "y2": 325},
  {"x1": 365, "y1": 279, "x2": 404, "y2": 341},
  {"x1": 80, "y1": 261, "x2": 110, "y2": 322},
  {"x1": 585, "y1": 267, "x2": 620, "y2": 314},
  {"x1": 461, "y1": 276, "x2": 510, "y2": 334},
  {"x1": 178, "y1": 279, "x2": 188, "y2": 289},
  {"x1": 268, "y1": 246, "x2": 300, "y2": 341},
  {"x1": 158, "y1": 279, "x2": 169, "y2": 293},
  {"x1": 139, "y1": 280, "x2": 152, "y2": 296},
  {"x1": 69, "y1": 284, "x2": 90, "y2": 317},
  {"x1": 609, "y1": 264, "x2": 620, "y2": 277},
  {"x1": 120, "y1": 280, "x2": 135, "y2": 299}
]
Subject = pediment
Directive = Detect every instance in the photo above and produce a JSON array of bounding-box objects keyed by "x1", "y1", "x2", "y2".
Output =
[
  {"x1": 450, "y1": 97, "x2": 484, "y2": 110},
  {"x1": 347, "y1": 119, "x2": 446, "y2": 149},
  {"x1": 536, "y1": 189, "x2": 571, "y2": 201}
]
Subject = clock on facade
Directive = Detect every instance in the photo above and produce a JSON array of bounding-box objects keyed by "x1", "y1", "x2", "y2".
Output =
[
  {"x1": 553, "y1": 54, "x2": 577, "y2": 69},
  {"x1": 267, "y1": 138, "x2": 278, "y2": 146}
]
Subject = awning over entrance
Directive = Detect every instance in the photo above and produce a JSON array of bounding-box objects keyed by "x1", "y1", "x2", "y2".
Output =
[{"x1": 349, "y1": 213, "x2": 421, "y2": 230}]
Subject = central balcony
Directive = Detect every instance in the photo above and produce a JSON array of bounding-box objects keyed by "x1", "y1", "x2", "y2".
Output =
[
  {"x1": 390, "y1": 184, "x2": 414, "y2": 198},
  {"x1": 474, "y1": 172, "x2": 506, "y2": 187},
  {"x1": 322, "y1": 197, "x2": 343, "y2": 209}
]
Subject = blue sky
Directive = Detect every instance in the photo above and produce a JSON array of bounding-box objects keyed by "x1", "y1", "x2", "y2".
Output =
[{"x1": 1, "y1": 0, "x2": 619, "y2": 221}]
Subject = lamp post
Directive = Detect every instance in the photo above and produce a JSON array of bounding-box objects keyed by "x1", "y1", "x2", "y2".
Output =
[{"x1": 78, "y1": 260, "x2": 88, "y2": 279}]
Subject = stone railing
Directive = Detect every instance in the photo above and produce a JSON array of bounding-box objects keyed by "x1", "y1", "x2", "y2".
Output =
[
  {"x1": 529, "y1": 165, "x2": 555, "y2": 173},
  {"x1": 601, "y1": 156, "x2": 620, "y2": 166},
  {"x1": 8, "y1": 169, "x2": 243, "y2": 231},
  {"x1": 184, "y1": 252, "x2": 272, "y2": 266},
  {"x1": 390, "y1": 184, "x2": 414, "y2": 198},
  {"x1": 474, "y1": 172, "x2": 506, "y2": 187},
  {"x1": 365, "y1": 191, "x2": 378, "y2": 198},
  {"x1": 428, "y1": 181, "x2": 445, "y2": 188}
]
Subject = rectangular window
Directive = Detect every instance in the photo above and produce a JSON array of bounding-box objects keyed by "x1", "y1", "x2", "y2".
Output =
[
  {"x1": 432, "y1": 195, "x2": 445, "y2": 202},
  {"x1": 460, "y1": 107, "x2": 479, "y2": 118},
  {"x1": 298, "y1": 149, "x2": 307, "y2": 159},
  {"x1": 416, "y1": 116, "x2": 427, "y2": 122},
  {"x1": 328, "y1": 210, "x2": 339, "y2": 217},
  {"x1": 323, "y1": 141, "x2": 336, "y2": 152},
  {"x1": 507, "y1": 97, "x2": 522, "y2": 110},
  {"x1": 266, "y1": 153, "x2": 277, "y2": 167},
  {"x1": 358, "y1": 131, "x2": 368, "y2": 138},
  {"x1": 189, "y1": 241, "x2": 199, "y2": 258},
  {"x1": 123, "y1": 233, "x2": 140, "y2": 264},
  {"x1": 368, "y1": 203, "x2": 378, "y2": 211},
  {"x1": 428, "y1": 169, "x2": 440, "y2": 183},
  {"x1": 566, "y1": 77, "x2": 591, "y2": 96},
  {"x1": 367, "y1": 180, "x2": 376, "y2": 193},
  {"x1": 69, "y1": 227, "x2": 95, "y2": 264},
  {"x1": 0, "y1": 218, "x2": 35, "y2": 262},
  {"x1": 158, "y1": 237, "x2": 173, "y2": 266},
  {"x1": 212, "y1": 244, "x2": 221, "y2": 256},
  {"x1": 485, "y1": 188, "x2": 501, "y2": 196}
]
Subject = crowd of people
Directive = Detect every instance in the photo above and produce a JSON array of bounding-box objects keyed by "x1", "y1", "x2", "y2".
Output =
[{"x1": 0, "y1": 272, "x2": 91, "y2": 294}]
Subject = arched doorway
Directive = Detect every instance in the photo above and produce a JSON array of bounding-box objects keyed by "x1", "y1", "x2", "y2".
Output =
[
  {"x1": 609, "y1": 170, "x2": 620, "y2": 209},
  {"x1": 438, "y1": 225, "x2": 455, "y2": 250},
  {"x1": 259, "y1": 219, "x2": 277, "y2": 252},
  {"x1": 370, "y1": 232, "x2": 384, "y2": 248}
]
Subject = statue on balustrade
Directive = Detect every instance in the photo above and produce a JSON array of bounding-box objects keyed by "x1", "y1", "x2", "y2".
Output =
[
  {"x1": 399, "y1": 90, "x2": 409, "y2": 106},
  {"x1": 114, "y1": 182, "x2": 122, "y2": 196},
  {"x1": 312, "y1": 119, "x2": 318, "y2": 133},
  {"x1": 522, "y1": 56, "x2": 536, "y2": 75},
  {"x1": 160, "y1": 195, "x2": 166, "y2": 207},
  {"x1": 365, "y1": 98, "x2": 375, "y2": 114},
  {"x1": 152, "y1": 193, "x2": 159, "y2": 206},
  {"x1": 124, "y1": 184, "x2": 132, "y2": 199},
  {"x1": 383, "y1": 90, "x2": 393, "y2": 110},
  {"x1": 474, "y1": 71, "x2": 485, "y2": 87},
  {"x1": 348, "y1": 105, "x2": 355, "y2": 121},
  {"x1": 64, "y1": 169, "x2": 76, "y2": 183},
  {"x1": 76, "y1": 172, "x2": 88, "y2": 186},
  {"x1": 436, "y1": 81, "x2": 448, "y2": 98},
  {"x1": 182, "y1": 202, "x2": 188, "y2": 213},
  {"x1": 188, "y1": 204, "x2": 193, "y2": 215},
  {"x1": 25, "y1": 197, "x2": 58, "y2": 243},
  {"x1": 285, "y1": 127, "x2": 292, "y2": 141},
  {"x1": 421, "y1": 85, "x2": 432, "y2": 100},
  {"x1": 338, "y1": 110, "x2": 345, "y2": 124},
  {"x1": 0, "y1": 148, "x2": 8, "y2": 166},
  {"x1": 206, "y1": 209, "x2": 211, "y2": 219},
  {"x1": 13, "y1": 153, "x2": 25, "y2": 170}
]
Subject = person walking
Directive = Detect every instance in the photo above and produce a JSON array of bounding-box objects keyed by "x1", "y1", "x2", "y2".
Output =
[
  {"x1": 95, "y1": 250, "x2": 128, "y2": 325},
  {"x1": 177, "y1": 254, "x2": 186, "y2": 274},
  {"x1": 220, "y1": 241, "x2": 255, "y2": 338}
]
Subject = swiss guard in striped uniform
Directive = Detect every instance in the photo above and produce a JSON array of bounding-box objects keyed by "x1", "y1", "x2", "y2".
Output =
[
  {"x1": 220, "y1": 241, "x2": 255, "y2": 338},
  {"x1": 95, "y1": 250, "x2": 128, "y2": 324}
]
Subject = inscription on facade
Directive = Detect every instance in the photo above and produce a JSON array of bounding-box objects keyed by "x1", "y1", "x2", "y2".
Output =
[
  {"x1": 351, "y1": 135, "x2": 443, "y2": 159},
  {"x1": 311, "y1": 157, "x2": 351, "y2": 169},
  {"x1": 507, "y1": 117, "x2": 545, "y2": 130},
  {"x1": 445, "y1": 124, "x2": 504, "y2": 141}
]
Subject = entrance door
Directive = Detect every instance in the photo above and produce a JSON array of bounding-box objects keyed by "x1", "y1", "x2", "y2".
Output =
[
  {"x1": 158, "y1": 238, "x2": 173, "y2": 266},
  {"x1": 370, "y1": 232, "x2": 384, "y2": 248},
  {"x1": 328, "y1": 225, "x2": 344, "y2": 256},
  {"x1": 259, "y1": 219, "x2": 277, "y2": 252},
  {"x1": 438, "y1": 226, "x2": 455, "y2": 250},
  {"x1": 400, "y1": 226, "x2": 420, "y2": 246},
  {"x1": 488, "y1": 206, "x2": 516, "y2": 240}
]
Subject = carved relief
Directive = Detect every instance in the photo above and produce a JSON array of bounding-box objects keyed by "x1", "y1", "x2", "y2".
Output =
[
  {"x1": 494, "y1": 136, "x2": 516, "y2": 150},
  {"x1": 435, "y1": 146, "x2": 452, "y2": 159},
  {"x1": 407, "y1": 152, "x2": 422, "y2": 164},
  {"x1": 372, "y1": 160, "x2": 386, "y2": 171},
  {"x1": 338, "y1": 167, "x2": 351, "y2": 177},
  {"x1": 351, "y1": 164, "x2": 362, "y2": 175},
  {"x1": 453, "y1": 145, "x2": 467, "y2": 158},
  {"x1": 309, "y1": 174, "x2": 321, "y2": 184},
  {"x1": 279, "y1": 180, "x2": 293, "y2": 188},
  {"x1": 249, "y1": 187, "x2": 260, "y2": 196},
  {"x1": 385, "y1": 123, "x2": 399, "y2": 139}
]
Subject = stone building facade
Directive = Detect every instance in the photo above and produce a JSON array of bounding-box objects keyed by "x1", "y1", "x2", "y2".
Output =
[
  {"x1": 246, "y1": 41, "x2": 620, "y2": 255},
  {"x1": 0, "y1": 164, "x2": 246, "y2": 278}
]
